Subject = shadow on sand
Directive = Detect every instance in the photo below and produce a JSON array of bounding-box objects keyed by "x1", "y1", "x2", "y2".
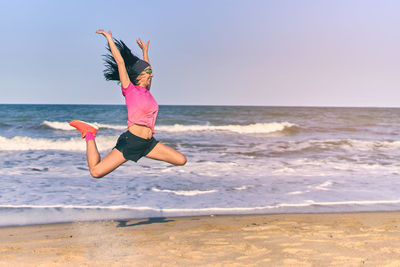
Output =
[{"x1": 116, "y1": 217, "x2": 175, "y2": 227}]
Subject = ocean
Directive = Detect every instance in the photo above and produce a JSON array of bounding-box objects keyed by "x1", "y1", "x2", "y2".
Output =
[{"x1": 1, "y1": 104, "x2": 400, "y2": 226}]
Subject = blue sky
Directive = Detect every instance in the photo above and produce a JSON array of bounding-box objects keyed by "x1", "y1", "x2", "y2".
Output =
[{"x1": 1, "y1": 0, "x2": 399, "y2": 106}]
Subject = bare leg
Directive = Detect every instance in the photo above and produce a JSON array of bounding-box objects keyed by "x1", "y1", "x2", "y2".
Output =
[
  {"x1": 86, "y1": 140, "x2": 127, "y2": 178},
  {"x1": 145, "y1": 142, "x2": 187, "y2": 166},
  {"x1": 86, "y1": 140, "x2": 101, "y2": 169}
]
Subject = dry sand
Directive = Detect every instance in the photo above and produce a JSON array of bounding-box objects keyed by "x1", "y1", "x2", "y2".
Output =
[{"x1": 1, "y1": 212, "x2": 400, "y2": 266}]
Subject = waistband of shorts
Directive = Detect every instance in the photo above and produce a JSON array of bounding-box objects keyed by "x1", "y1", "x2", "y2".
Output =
[{"x1": 125, "y1": 130, "x2": 153, "y2": 142}]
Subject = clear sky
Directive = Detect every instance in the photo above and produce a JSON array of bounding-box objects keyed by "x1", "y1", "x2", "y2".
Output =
[{"x1": 1, "y1": 0, "x2": 399, "y2": 106}]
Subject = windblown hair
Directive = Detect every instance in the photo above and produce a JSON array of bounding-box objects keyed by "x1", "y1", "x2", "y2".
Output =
[{"x1": 103, "y1": 39, "x2": 141, "y2": 85}]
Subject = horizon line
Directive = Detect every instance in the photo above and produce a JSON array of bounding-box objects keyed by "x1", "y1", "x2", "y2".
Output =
[{"x1": 1, "y1": 103, "x2": 400, "y2": 109}]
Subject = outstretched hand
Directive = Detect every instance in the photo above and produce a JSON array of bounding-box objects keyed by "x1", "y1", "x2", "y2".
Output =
[
  {"x1": 137, "y1": 38, "x2": 150, "y2": 51},
  {"x1": 96, "y1": 29, "x2": 112, "y2": 39}
]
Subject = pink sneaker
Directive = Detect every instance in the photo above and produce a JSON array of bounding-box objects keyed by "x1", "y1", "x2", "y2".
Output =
[{"x1": 69, "y1": 120, "x2": 99, "y2": 138}]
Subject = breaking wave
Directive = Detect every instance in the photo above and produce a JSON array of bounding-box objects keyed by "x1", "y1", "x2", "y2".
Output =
[
  {"x1": 0, "y1": 136, "x2": 117, "y2": 151},
  {"x1": 2, "y1": 135, "x2": 400, "y2": 153},
  {"x1": 157, "y1": 122, "x2": 298, "y2": 134},
  {"x1": 41, "y1": 121, "x2": 125, "y2": 131},
  {"x1": 40, "y1": 121, "x2": 299, "y2": 135}
]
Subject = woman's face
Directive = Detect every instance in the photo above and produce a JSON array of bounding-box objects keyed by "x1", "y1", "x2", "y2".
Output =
[{"x1": 136, "y1": 67, "x2": 153, "y2": 88}]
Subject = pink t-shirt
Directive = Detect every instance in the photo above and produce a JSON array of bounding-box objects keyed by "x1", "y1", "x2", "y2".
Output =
[{"x1": 122, "y1": 82, "x2": 159, "y2": 134}]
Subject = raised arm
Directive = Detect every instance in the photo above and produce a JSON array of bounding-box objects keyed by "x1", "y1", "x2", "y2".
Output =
[
  {"x1": 137, "y1": 38, "x2": 150, "y2": 65},
  {"x1": 96, "y1": 30, "x2": 131, "y2": 88}
]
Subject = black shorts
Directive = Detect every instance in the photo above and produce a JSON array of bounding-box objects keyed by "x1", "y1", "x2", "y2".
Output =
[{"x1": 114, "y1": 130, "x2": 159, "y2": 162}]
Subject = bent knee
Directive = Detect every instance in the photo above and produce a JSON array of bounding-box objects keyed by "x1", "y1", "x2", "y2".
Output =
[
  {"x1": 175, "y1": 155, "x2": 187, "y2": 166},
  {"x1": 90, "y1": 168, "x2": 104, "y2": 179}
]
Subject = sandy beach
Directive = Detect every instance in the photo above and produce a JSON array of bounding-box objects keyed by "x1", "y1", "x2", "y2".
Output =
[{"x1": 0, "y1": 212, "x2": 400, "y2": 266}]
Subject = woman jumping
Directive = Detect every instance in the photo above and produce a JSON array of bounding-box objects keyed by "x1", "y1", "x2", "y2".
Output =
[{"x1": 69, "y1": 30, "x2": 187, "y2": 178}]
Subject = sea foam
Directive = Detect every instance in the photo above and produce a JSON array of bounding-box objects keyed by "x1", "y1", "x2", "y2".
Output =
[
  {"x1": 271, "y1": 139, "x2": 400, "y2": 153},
  {"x1": 152, "y1": 188, "x2": 218, "y2": 196},
  {"x1": 2, "y1": 199, "x2": 400, "y2": 226},
  {"x1": 41, "y1": 121, "x2": 298, "y2": 134},
  {"x1": 157, "y1": 122, "x2": 298, "y2": 134},
  {"x1": 0, "y1": 136, "x2": 116, "y2": 151},
  {"x1": 42, "y1": 121, "x2": 126, "y2": 131}
]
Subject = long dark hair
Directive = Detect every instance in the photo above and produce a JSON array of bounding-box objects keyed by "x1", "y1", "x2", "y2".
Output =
[{"x1": 103, "y1": 39, "x2": 142, "y2": 85}]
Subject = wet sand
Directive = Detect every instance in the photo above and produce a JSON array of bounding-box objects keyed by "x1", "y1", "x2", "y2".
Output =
[{"x1": 1, "y1": 212, "x2": 400, "y2": 266}]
